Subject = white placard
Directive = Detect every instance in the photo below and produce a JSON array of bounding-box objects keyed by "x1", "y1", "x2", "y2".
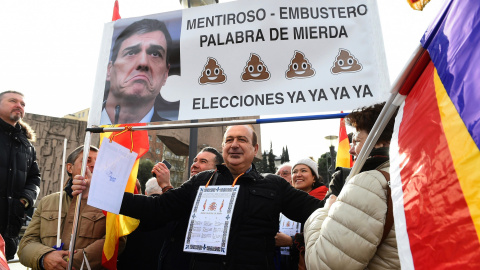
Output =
[
  {"x1": 91, "y1": 0, "x2": 389, "y2": 125},
  {"x1": 279, "y1": 214, "x2": 301, "y2": 255},
  {"x1": 87, "y1": 137, "x2": 138, "y2": 214},
  {"x1": 184, "y1": 185, "x2": 240, "y2": 255}
]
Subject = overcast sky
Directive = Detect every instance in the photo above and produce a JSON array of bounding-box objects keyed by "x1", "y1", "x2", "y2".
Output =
[{"x1": 0, "y1": 0, "x2": 445, "y2": 161}]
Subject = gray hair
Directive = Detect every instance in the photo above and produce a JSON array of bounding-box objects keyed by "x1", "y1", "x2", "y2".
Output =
[
  {"x1": 66, "y1": 145, "x2": 99, "y2": 177},
  {"x1": 0, "y1": 90, "x2": 24, "y2": 102},
  {"x1": 145, "y1": 177, "x2": 163, "y2": 196},
  {"x1": 276, "y1": 163, "x2": 292, "y2": 175}
]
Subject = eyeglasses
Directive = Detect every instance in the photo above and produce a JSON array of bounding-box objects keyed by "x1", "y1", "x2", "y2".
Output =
[{"x1": 279, "y1": 170, "x2": 291, "y2": 177}]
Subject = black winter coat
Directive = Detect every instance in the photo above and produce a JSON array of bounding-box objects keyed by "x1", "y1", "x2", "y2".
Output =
[
  {"x1": 121, "y1": 164, "x2": 323, "y2": 270},
  {"x1": 0, "y1": 118, "x2": 40, "y2": 238}
]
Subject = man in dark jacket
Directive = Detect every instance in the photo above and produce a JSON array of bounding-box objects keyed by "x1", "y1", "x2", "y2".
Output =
[
  {"x1": 0, "y1": 90, "x2": 41, "y2": 260},
  {"x1": 73, "y1": 125, "x2": 324, "y2": 269}
]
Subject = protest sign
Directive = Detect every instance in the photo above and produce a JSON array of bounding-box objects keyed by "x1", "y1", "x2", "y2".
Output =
[{"x1": 91, "y1": 0, "x2": 388, "y2": 125}]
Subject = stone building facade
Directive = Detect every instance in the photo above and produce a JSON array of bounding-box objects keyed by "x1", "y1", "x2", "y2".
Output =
[{"x1": 23, "y1": 114, "x2": 98, "y2": 201}]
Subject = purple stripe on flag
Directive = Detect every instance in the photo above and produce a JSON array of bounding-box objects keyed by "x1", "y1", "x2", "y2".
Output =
[{"x1": 421, "y1": 0, "x2": 480, "y2": 148}]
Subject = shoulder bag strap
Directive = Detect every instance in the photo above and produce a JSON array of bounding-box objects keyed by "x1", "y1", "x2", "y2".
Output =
[{"x1": 376, "y1": 170, "x2": 394, "y2": 246}]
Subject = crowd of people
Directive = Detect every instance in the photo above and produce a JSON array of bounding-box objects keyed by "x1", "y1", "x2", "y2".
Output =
[{"x1": 1, "y1": 88, "x2": 400, "y2": 270}]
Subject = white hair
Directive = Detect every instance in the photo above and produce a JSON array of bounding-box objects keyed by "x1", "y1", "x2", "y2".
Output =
[
  {"x1": 145, "y1": 177, "x2": 163, "y2": 196},
  {"x1": 276, "y1": 163, "x2": 292, "y2": 175}
]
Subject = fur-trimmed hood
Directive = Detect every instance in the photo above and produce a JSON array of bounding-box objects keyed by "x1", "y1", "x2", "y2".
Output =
[{"x1": 18, "y1": 119, "x2": 36, "y2": 142}]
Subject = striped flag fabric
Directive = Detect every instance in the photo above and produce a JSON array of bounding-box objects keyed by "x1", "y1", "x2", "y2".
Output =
[
  {"x1": 335, "y1": 118, "x2": 353, "y2": 168},
  {"x1": 390, "y1": 0, "x2": 480, "y2": 268},
  {"x1": 100, "y1": 123, "x2": 149, "y2": 269}
]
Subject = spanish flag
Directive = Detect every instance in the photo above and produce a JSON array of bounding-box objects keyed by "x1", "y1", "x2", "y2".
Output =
[
  {"x1": 390, "y1": 0, "x2": 480, "y2": 268},
  {"x1": 100, "y1": 123, "x2": 149, "y2": 269},
  {"x1": 335, "y1": 118, "x2": 352, "y2": 168}
]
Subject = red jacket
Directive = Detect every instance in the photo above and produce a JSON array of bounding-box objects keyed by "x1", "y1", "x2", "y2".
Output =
[{"x1": 309, "y1": 185, "x2": 328, "y2": 200}]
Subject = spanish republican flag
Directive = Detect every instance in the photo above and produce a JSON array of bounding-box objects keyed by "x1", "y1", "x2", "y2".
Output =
[
  {"x1": 335, "y1": 118, "x2": 352, "y2": 168},
  {"x1": 390, "y1": 0, "x2": 480, "y2": 268},
  {"x1": 407, "y1": 0, "x2": 431, "y2": 10},
  {"x1": 100, "y1": 123, "x2": 149, "y2": 269}
]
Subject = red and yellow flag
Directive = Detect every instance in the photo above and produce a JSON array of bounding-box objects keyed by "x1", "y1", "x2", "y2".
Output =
[
  {"x1": 335, "y1": 118, "x2": 353, "y2": 168},
  {"x1": 407, "y1": 0, "x2": 431, "y2": 10},
  {"x1": 100, "y1": 123, "x2": 149, "y2": 269}
]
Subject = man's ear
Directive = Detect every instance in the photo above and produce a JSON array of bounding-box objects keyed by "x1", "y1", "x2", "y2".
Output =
[
  {"x1": 66, "y1": 163, "x2": 73, "y2": 175},
  {"x1": 106, "y1": 61, "x2": 113, "y2": 81},
  {"x1": 253, "y1": 144, "x2": 259, "y2": 156}
]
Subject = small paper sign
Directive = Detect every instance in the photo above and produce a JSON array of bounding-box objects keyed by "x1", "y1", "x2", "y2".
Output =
[
  {"x1": 87, "y1": 137, "x2": 137, "y2": 214},
  {"x1": 184, "y1": 185, "x2": 240, "y2": 255},
  {"x1": 279, "y1": 214, "x2": 301, "y2": 255}
]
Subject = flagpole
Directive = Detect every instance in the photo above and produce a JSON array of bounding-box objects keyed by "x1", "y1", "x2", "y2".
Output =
[
  {"x1": 55, "y1": 138, "x2": 68, "y2": 249},
  {"x1": 86, "y1": 113, "x2": 349, "y2": 133},
  {"x1": 348, "y1": 44, "x2": 429, "y2": 180},
  {"x1": 67, "y1": 133, "x2": 92, "y2": 270},
  {"x1": 65, "y1": 2, "x2": 122, "y2": 267}
]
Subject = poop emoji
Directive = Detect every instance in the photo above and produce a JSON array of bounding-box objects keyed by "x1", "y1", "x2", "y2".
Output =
[
  {"x1": 199, "y1": 57, "x2": 227, "y2": 85},
  {"x1": 285, "y1": 51, "x2": 315, "y2": 79},
  {"x1": 241, "y1": 53, "x2": 270, "y2": 82},
  {"x1": 331, "y1": 49, "x2": 362, "y2": 74}
]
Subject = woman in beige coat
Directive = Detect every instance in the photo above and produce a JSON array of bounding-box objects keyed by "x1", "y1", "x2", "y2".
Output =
[{"x1": 303, "y1": 102, "x2": 400, "y2": 269}]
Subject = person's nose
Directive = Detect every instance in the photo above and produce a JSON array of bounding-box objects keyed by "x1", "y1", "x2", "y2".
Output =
[
  {"x1": 88, "y1": 160, "x2": 95, "y2": 172},
  {"x1": 349, "y1": 143, "x2": 356, "y2": 155},
  {"x1": 14, "y1": 101, "x2": 24, "y2": 110},
  {"x1": 230, "y1": 139, "x2": 240, "y2": 148},
  {"x1": 136, "y1": 51, "x2": 150, "y2": 71}
]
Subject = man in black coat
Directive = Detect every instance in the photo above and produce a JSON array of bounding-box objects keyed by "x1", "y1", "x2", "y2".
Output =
[
  {"x1": 73, "y1": 125, "x2": 323, "y2": 269},
  {"x1": 0, "y1": 91, "x2": 41, "y2": 260}
]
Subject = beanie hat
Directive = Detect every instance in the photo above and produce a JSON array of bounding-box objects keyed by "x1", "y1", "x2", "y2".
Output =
[{"x1": 292, "y1": 158, "x2": 319, "y2": 179}]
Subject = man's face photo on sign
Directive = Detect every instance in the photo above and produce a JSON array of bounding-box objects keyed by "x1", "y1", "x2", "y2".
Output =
[
  {"x1": 101, "y1": 17, "x2": 181, "y2": 125},
  {"x1": 107, "y1": 30, "x2": 170, "y2": 110}
]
